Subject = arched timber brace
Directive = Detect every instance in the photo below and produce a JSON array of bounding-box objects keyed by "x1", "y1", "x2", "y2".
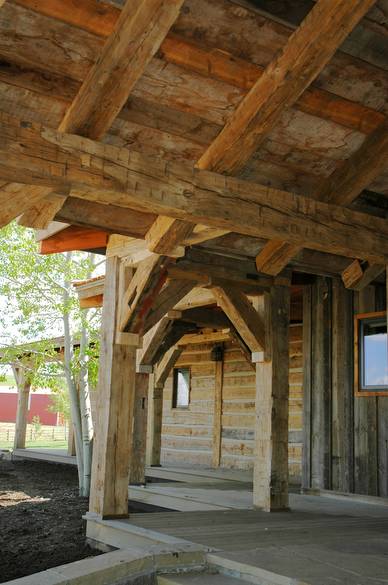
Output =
[
  {"x1": 89, "y1": 255, "x2": 140, "y2": 519},
  {"x1": 253, "y1": 285, "x2": 291, "y2": 512}
]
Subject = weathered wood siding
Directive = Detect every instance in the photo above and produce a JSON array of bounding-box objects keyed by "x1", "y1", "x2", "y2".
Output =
[
  {"x1": 161, "y1": 324, "x2": 303, "y2": 484},
  {"x1": 303, "y1": 278, "x2": 388, "y2": 496}
]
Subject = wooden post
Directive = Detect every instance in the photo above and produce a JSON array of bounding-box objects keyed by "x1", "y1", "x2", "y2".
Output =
[
  {"x1": 331, "y1": 279, "x2": 354, "y2": 493},
  {"x1": 89, "y1": 256, "x2": 139, "y2": 519},
  {"x1": 302, "y1": 285, "x2": 312, "y2": 491},
  {"x1": 130, "y1": 373, "x2": 149, "y2": 485},
  {"x1": 13, "y1": 367, "x2": 31, "y2": 450},
  {"x1": 253, "y1": 285, "x2": 290, "y2": 511},
  {"x1": 310, "y1": 277, "x2": 332, "y2": 490},
  {"x1": 212, "y1": 359, "x2": 224, "y2": 468},
  {"x1": 146, "y1": 377, "x2": 164, "y2": 467},
  {"x1": 354, "y1": 285, "x2": 378, "y2": 495}
]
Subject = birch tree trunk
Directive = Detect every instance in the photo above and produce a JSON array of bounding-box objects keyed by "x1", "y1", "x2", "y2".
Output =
[{"x1": 78, "y1": 316, "x2": 94, "y2": 496}]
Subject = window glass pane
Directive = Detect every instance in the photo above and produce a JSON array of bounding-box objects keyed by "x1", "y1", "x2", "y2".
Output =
[
  {"x1": 363, "y1": 319, "x2": 388, "y2": 388},
  {"x1": 176, "y1": 369, "x2": 190, "y2": 407}
]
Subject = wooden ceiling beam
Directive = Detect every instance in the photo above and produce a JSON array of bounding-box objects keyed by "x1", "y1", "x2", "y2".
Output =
[
  {"x1": 3, "y1": 114, "x2": 388, "y2": 263},
  {"x1": 0, "y1": 183, "x2": 53, "y2": 228},
  {"x1": 18, "y1": 193, "x2": 68, "y2": 230},
  {"x1": 56, "y1": 197, "x2": 156, "y2": 239},
  {"x1": 59, "y1": 0, "x2": 184, "y2": 139},
  {"x1": 19, "y1": 0, "x2": 184, "y2": 232},
  {"x1": 39, "y1": 225, "x2": 109, "y2": 254},
  {"x1": 196, "y1": 0, "x2": 376, "y2": 175},
  {"x1": 342, "y1": 260, "x2": 385, "y2": 291},
  {"x1": 257, "y1": 116, "x2": 388, "y2": 278},
  {"x1": 145, "y1": 216, "x2": 192, "y2": 257},
  {"x1": 10, "y1": 1, "x2": 384, "y2": 138}
]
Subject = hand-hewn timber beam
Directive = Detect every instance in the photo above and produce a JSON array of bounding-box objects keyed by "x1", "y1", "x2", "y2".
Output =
[
  {"x1": 317, "y1": 118, "x2": 388, "y2": 206},
  {"x1": 39, "y1": 225, "x2": 109, "y2": 254},
  {"x1": 3, "y1": 114, "x2": 388, "y2": 264},
  {"x1": 59, "y1": 0, "x2": 184, "y2": 139},
  {"x1": 21, "y1": 0, "x2": 183, "y2": 231},
  {"x1": 342, "y1": 260, "x2": 385, "y2": 291},
  {"x1": 0, "y1": 183, "x2": 53, "y2": 228},
  {"x1": 56, "y1": 197, "x2": 156, "y2": 239},
  {"x1": 145, "y1": 216, "x2": 193, "y2": 257},
  {"x1": 256, "y1": 116, "x2": 388, "y2": 277},
  {"x1": 197, "y1": 0, "x2": 376, "y2": 175},
  {"x1": 211, "y1": 286, "x2": 266, "y2": 353},
  {"x1": 18, "y1": 193, "x2": 68, "y2": 230}
]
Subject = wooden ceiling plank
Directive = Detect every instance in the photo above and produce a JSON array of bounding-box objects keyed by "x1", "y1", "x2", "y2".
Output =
[
  {"x1": 3, "y1": 113, "x2": 388, "y2": 263},
  {"x1": 196, "y1": 0, "x2": 376, "y2": 175},
  {"x1": 256, "y1": 116, "x2": 388, "y2": 277},
  {"x1": 211, "y1": 285, "x2": 265, "y2": 353}
]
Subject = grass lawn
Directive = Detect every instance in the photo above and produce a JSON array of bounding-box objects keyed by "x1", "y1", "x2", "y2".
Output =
[{"x1": 0, "y1": 422, "x2": 68, "y2": 450}]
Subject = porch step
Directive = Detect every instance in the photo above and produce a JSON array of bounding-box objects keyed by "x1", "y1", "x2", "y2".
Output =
[{"x1": 158, "y1": 573, "x2": 244, "y2": 585}]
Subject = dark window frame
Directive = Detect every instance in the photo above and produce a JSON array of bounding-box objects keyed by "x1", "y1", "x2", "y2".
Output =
[
  {"x1": 354, "y1": 311, "x2": 388, "y2": 397},
  {"x1": 172, "y1": 367, "x2": 191, "y2": 409}
]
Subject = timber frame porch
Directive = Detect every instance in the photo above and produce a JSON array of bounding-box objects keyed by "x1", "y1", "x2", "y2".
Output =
[{"x1": 0, "y1": 0, "x2": 388, "y2": 581}]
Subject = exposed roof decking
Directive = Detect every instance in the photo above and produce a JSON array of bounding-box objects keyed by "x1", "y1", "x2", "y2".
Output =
[{"x1": 0, "y1": 0, "x2": 386, "y2": 282}]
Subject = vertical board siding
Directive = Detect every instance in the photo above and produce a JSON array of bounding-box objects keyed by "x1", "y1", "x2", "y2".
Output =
[
  {"x1": 303, "y1": 280, "x2": 388, "y2": 497},
  {"x1": 161, "y1": 329, "x2": 303, "y2": 483}
]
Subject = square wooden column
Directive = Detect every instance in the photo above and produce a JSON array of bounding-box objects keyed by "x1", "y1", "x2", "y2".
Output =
[
  {"x1": 130, "y1": 372, "x2": 149, "y2": 485},
  {"x1": 253, "y1": 285, "x2": 290, "y2": 511},
  {"x1": 146, "y1": 376, "x2": 164, "y2": 467},
  {"x1": 89, "y1": 256, "x2": 139, "y2": 519}
]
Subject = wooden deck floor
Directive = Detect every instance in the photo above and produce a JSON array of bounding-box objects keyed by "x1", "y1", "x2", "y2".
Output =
[{"x1": 129, "y1": 497, "x2": 388, "y2": 585}]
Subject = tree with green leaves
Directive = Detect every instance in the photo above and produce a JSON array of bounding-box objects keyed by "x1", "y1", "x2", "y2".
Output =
[{"x1": 0, "y1": 222, "x2": 103, "y2": 496}]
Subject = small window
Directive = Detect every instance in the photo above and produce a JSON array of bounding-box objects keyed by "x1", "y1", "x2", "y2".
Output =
[
  {"x1": 172, "y1": 367, "x2": 190, "y2": 408},
  {"x1": 355, "y1": 311, "x2": 388, "y2": 395}
]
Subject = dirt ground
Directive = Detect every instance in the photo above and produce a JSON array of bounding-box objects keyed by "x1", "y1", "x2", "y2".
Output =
[{"x1": 0, "y1": 458, "x2": 101, "y2": 582}]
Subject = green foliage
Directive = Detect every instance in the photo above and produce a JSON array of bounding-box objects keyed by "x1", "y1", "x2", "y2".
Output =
[
  {"x1": 31, "y1": 415, "x2": 42, "y2": 439},
  {"x1": 48, "y1": 386, "x2": 71, "y2": 422},
  {"x1": 0, "y1": 222, "x2": 103, "y2": 394}
]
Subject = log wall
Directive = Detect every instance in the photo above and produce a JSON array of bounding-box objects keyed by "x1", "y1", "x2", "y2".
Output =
[{"x1": 161, "y1": 323, "x2": 303, "y2": 484}]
